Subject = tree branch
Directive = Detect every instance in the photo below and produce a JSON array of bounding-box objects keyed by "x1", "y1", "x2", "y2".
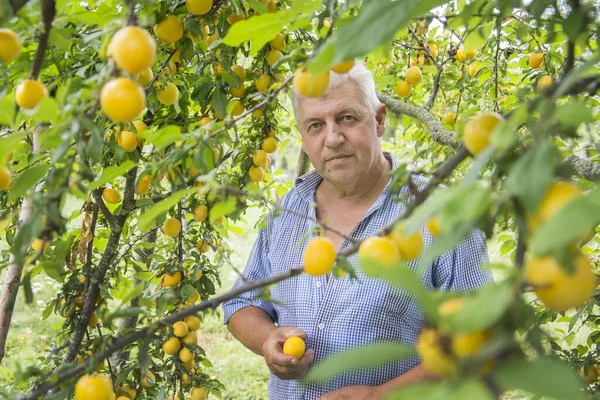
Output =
[
  {"x1": 24, "y1": 268, "x2": 304, "y2": 400},
  {"x1": 378, "y1": 91, "x2": 600, "y2": 183},
  {"x1": 30, "y1": 0, "x2": 56, "y2": 80}
]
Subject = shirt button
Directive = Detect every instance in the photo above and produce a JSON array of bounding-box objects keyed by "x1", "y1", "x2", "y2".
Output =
[
  {"x1": 318, "y1": 323, "x2": 325, "y2": 330},
  {"x1": 316, "y1": 282, "x2": 322, "y2": 288}
]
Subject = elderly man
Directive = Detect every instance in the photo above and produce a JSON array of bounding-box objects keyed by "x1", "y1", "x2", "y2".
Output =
[{"x1": 222, "y1": 61, "x2": 490, "y2": 399}]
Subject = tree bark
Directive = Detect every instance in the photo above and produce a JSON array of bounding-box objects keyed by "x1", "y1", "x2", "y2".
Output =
[
  {"x1": 0, "y1": 130, "x2": 41, "y2": 364},
  {"x1": 295, "y1": 150, "x2": 311, "y2": 179}
]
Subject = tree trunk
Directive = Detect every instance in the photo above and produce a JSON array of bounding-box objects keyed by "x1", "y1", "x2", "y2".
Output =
[
  {"x1": 0, "y1": 130, "x2": 40, "y2": 364},
  {"x1": 295, "y1": 150, "x2": 311, "y2": 179},
  {"x1": 113, "y1": 228, "x2": 157, "y2": 366}
]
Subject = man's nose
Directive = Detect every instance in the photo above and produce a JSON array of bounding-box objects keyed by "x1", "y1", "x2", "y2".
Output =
[{"x1": 324, "y1": 123, "x2": 345, "y2": 148}]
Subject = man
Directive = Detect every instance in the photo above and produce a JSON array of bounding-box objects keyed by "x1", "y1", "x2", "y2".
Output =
[{"x1": 222, "y1": 61, "x2": 490, "y2": 399}]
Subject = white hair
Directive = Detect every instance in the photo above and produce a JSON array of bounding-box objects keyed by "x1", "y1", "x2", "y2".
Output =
[{"x1": 290, "y1": 60, "x2": 382, "y2": 122}]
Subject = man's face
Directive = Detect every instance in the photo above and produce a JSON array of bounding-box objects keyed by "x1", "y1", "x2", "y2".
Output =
[{"x1": 296, "y1": 84, "x2": 386, "y2": 189}]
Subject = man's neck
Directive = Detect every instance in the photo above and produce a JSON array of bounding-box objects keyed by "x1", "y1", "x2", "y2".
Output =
[{"x1": 318, "y1": 153, "x2": 391, "y2": 203}]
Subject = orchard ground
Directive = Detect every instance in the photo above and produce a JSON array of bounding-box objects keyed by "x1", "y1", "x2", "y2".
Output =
[{"x1": 1, "y1": 191, "x2": 593, "y2": 399}]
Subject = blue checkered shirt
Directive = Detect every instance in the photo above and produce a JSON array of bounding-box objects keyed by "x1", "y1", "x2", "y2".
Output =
[{"x1": 223, "y1": 154, "x2": 491, "y2": 399}]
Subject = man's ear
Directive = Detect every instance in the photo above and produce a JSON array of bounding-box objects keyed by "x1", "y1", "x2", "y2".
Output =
[{"x1": 375, "y1": 105, "x2": 387, "y2": 137}]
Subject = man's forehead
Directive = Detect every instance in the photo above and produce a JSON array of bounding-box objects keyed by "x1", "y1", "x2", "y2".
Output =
[{"x1": 298, "y1": 85, "x2": 367, "y2": 120}]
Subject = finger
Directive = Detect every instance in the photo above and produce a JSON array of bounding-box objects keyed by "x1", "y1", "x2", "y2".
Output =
[
  {"x1": 277, "y1": 327, "x2": 308, "y2": 341},
  {"x1": 297, "y1": 348, "x2": 315, "y2": 367},
  {"x1": 268, "y1": 349, "x2": 301, "y2": 367}
]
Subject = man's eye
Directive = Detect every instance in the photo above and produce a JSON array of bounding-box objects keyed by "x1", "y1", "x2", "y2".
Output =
[
  {"x1": 309, "y1": 122, "x2": 321, "y2": 129},
  {"x1": 343, "y1": 115, "x2": 354, "y2": 121}
]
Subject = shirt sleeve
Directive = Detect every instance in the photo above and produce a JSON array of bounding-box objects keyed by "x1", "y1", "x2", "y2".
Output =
[
  {"x1": 222, "y1": 227, "x2": 278, "y2": 325},
  {"x1": 432, "y1": 228, "x2": 493, "y2": 291}
]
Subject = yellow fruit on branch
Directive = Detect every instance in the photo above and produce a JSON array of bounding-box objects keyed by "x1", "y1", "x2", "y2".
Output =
[
  {"x1": 358, "y1": 236, "x2": 401, "y2": 277},
  {"x1": 303, "y1": 236, "x2": 336, "y2": 276},
  {"x1": 32, "y1": 238, "x2": 49, "y2": 252},
  {"x1": 162, "y1": 337, "x2": 181, "y2": 355},
  {"x1": 455, "y1": 47, "x2": 466, "y2": 62},
  {"x1": 88, "y1": 312, "x2": 100, "y2": 327},
  {"x1": 162, "y1": 271, "x2": 182, "y2": 287},
  {"x1": 426, "y1": 216, "x2": 441, "y2": 238},
  {"x1": 0, "y1": 29, "x2": 21, "y2": 64},
  {"x1": 75, "y1": 374, "x2": 114, "y2": 400},
  {"x1": 0, "y1": 167, "x2": 10, "y2": 190},
  {"x1": 580, "y1": 365, "x2": 598, "y2": 385},
  {"x1": 395, "y1": 81, "x2": 411, "y2": 98},
  {"x1": 269, "y1": 33, "x2": 285, "y2": 50},
  {"x1": 229, "y1": 100, "x2": 244, "y2": 116},
  {"x1": 109, "y1": 26, "x2": 156, "y2": 74},
  {"x1": 137, "y1": 67, "x2": 154, "y2": 85},
  {"x1": 116, "y1": 130, "x2": 138, "y2": 152},
  {"x1": 184, "y1": 315, "x2": 201, "y2": 331},
  {"x1": 330, "y1": 59, "x2": 355, "y2": 74},
  {"x1": 429, "y1": 43, "x2": 438, "y2": 58},
  {"x1": 256, "y1": 74, "x2": 271, "y2": 93},
  {"x1": 120, "y1": 384, "x2": 136, "y2": 399},
  {"x1": 231, "y1": 64, "x2": 246, "y2": 81},
  {"x1": 468, "y1": 62, "x2": 479, "y2": 78},
  {"x1": 283, "y1": 336, "x2": 305, "y2": 359},
  {"x1": 132, "y1": 120, "x2": 149, "y2": 134},
  {"x1": 387, "y1": 225, "x2": 423, "y2": 261},
  {"x1": 179, "y1": 347, "x2": 194, "y2": 363},
  {"x1": 528, "y1": 181, "x2": 582, "y2": 233},
  {"x1": 140, "y1": 370, "x2": 156, "y2": 387},
  {"x1": 197, "y1": 239, "x2": 209, "y2": 252},
  {"x1": 157, "y1": 82, "x2": 180, "y2": 105},
  {"x1": 188, "y1": 268, "x2": 203, "y2": 281},
  {"x1": 137, "y1": 176, "x2": 151, "y2": 195},
  {"x1": 100, "y1": 77, "x2": 146, "y2": 122},
  {"x1": 173, "y1": 321, "x2": 189, "y2": 337},
  {"x1": 266, "y1": 49, "x2": 282, "y2": 66},
  {"x1": 230, "y1": 85, "x2": 245, "y2": 98},
  {"x1": 251, "y1": 108, "x2": 263, "y2": 118},
  {"x1": 405, "y1": 66, "x2": 423, "y2": 85},
  {"x1": 193, "y1": 205, "x2": 208, "y2": 221},
  {"x1": 293, "y1": 67, "x2": 330, "y2": 98},
  {"x1": 186, "y1": 0, "x2": 213, "y2": 15},
  {"x1": 416, "y1": 328, "x2": 456, "y2": 376},
  {"x1": 153, "y1": 15, "x2": 184, "y2": 43},
  {"x1": 252, "y1": 149, "x2": 268, "y2": 167},
  {"x1": 102, "y1": 188, "x2": 120, "y2": 204},
  {"x1": 463, "y1": 112, "x2": 504, "y2": 155},
  {"x1": 15, "y1": 79, "x2": 48, "y2": 109},
  {"x1": 190, "y1": 387, "x2": 208, "y2": 400},
  {"x1": 537, "y1": 74, "x2": 552, "y2": 91},
  {"x1": 163, "y1": 217, "x2": 182, "y2": 237},
  {"x1": 451, "y1": 330, "x2": 491, "y2": 359},
  {"x1": 525, "y1": 252, "x2": 595, "y2": 312},
  {"x1": 248, "y1": 165, "x2": 265, "y2": 182},
  {"x1": 443, "y1": 111, "x2": 456, "y2": 125},
  {"x1": 529, "y1": 52, "x2": 544, "y2": 69},
  {"x1": 262, "y1": 137, "x2": 278, "y2": 153},
  {"x1": 437, "y1": 298, "x2": 464, "y2": 317}
]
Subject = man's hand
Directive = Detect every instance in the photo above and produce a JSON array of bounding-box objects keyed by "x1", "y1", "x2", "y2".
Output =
[
  {"x1": 318, "y1": 385, "x2": 384, "y2": 400},
  {"x1": 261, "y1": 326, "x2": 314, "y2": 380}
]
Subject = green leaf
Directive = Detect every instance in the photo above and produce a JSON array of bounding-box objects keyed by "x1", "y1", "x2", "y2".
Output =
[
  {"x1": 139, "y1": 125, "x2": 183, "y2": 151},
  {"x1": 505, "y1": 141, "x2": 560, "y2": 215},
  {"x1": 246, "y1": 0, "x2": 268, "y2": 14},
  {"x1": 440, "y1": 281, "x2": 514, "y2": 333},
  {"x1": 554, "y1": 101, "x2": 594, "y2": 129},
  {"x1": 22, "y1": 97, "x2": 59, "y2": 123},
  {"x1": 110, "y1": 277, "x2": 134, "y2": 301},
  {"x1": 221, "y1": 6, "x2": 317, "y2": 55},
  {"x1": 88, "y1": 160, "x2": 136, "y2": 191},
  {"x1": 0, "y1": 94, "x2": 15, "y2": 126},
  {"x1": 9, "y1": 164, "x2": 49, "y2": 201},
  {"x1": 531, "y1": 186, "x2": 600, "y2": 255},
  {"x1": 211, "y1": 88, "x2": 228, "y2": 117},
  {"x1": 388, "y1": 379, "x2": 493, "y2": 400},
  {"x1": 0, "y1": 132, "x2": 26, "y2": 168},
  {"x1": 494, "y1": 357, "x2": 587, "y2": 400},
  {"x1": 137, "y1": 189, "x2": 192, "y2": 232},
  {"x1": 209, "y1": 197, "x2": 238, "y2": 222},
  {"x1": 463, "y1": 22, "x2": 494, "y2": 51},
  {"x1": 305, "y1": 342, "x2": 415, "y2": 384},
  {"x1": 377, "y1": 265, "x2": 436, "y2": 319}
]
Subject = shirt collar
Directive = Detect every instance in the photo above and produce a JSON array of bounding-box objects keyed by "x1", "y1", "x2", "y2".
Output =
[{"x1": 294, "y1": 152, "x2": 399, "y2": 203}]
